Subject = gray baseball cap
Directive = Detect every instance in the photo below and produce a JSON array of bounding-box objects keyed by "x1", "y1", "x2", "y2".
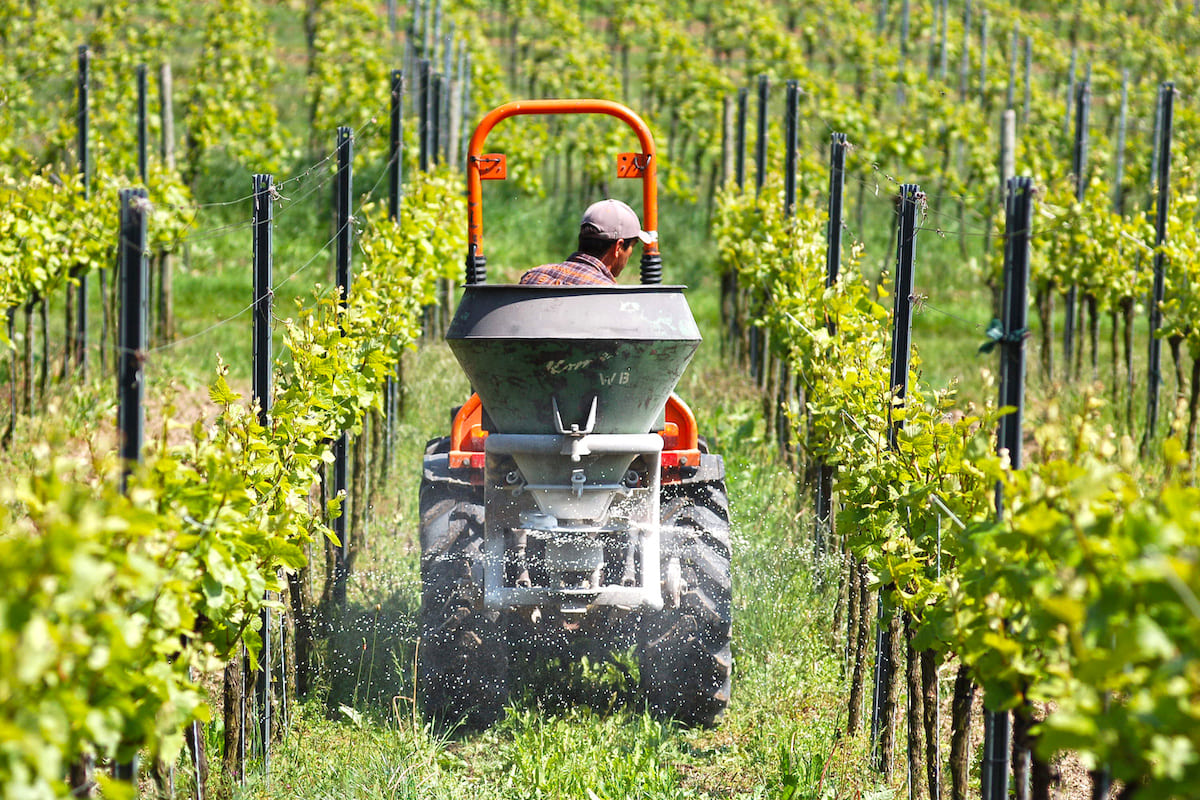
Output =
[{"x1": 579, "y1": 199, "x2": 655, "y2": 244}]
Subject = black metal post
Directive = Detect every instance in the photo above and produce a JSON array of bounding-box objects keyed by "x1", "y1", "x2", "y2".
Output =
[
  {"x1": 389, "y1": 70, "x2": 404, "y2": 219},
  {"x1": 335, "y1": 129, "x2": 353, "y2": 286},
  {"x1": 888, "y1": 186, "x2": 920, "y2": 447},
  {"x1": 815, "y1": 468, "x2": 835, "y2": 563},
  {"x1": 755, "y1": 74, "x2": 768, "y2": 195},
  {"x1": 75, "y1": 45, "x2": 90, "y2": 375},
  {"x1": 1145, "y1": 82, "x2": 1174, "y2": 451},
  {"x1": 137, "y1": 64, "x2": 148, "y2": 183},
  {"x1": 136, "y1": 62, "x2": 151, "y2": 344},
  {"x1": 252, "y1": 173, "x2": 273, "y2": 434},
  {"x1": 118, "y1": 188, "x2": 148, "y2": 491},
  {"x1": 333, "y1": 127, "x2": 353, "y2": 607},
  {"x1": 984, "y1": 175, "x2": 1033, "y2": 800},
  {"x1": 431, "y1": 72, "x2": 443, "y2": 166},
  {"x1": 116, "y1": 188, "x2": 150, "y2": 786},
  {"x1": 887, "y1": 186, "x2": 920, "y2": 429},
  {"x1": 784, "y1": 81, "x2": 799, "y2": 217},
  {"x1": 238, "y1": 646, "x2": 247, "y2": 783},
  {"x1": 735, "y1": 87, "x2": 748, "y2": 189},
  {"x1": 418, "y1": 59, "x2": 431, "y2": 172},
  {"x1": 6, "y1": 309, "x2": 14, "y2": 443},
  {"x1": 426, "y1": 64, "x2": 438, "y2": 169},
  {"x1": 872, "y1": 184, "x2": 921, "y2": 773},
  {"x1": 112, "y1": 758, "x2": 139, "y2": 785},
  {"x1": 873, "y1": 188, "x2": 919, "y2": 766},
  {"x1": 441, "y1": 71, "x2": 452, "y2": 167},
  {"x1": 115, "y1": 193, "x2": 148, "y2": 798},
  {"x1": 1063, "y1": 78, "x2": 1089, "y2": 379},
  {"x1": 387, "y1": 69, "x2": 404, "y2": 469},
  {"x1": 816, "y1": 133, "x2": 847, "y2": 554},
  {"x1": 826, "y1": 135, "x2": 847, "y2": 293},
  {"x1": 251, "y1": 173, "x2": 273, "y2": 771}
]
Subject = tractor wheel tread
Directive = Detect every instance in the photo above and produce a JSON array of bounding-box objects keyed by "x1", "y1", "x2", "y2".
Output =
[
  {"x1": 639, "y1": 469, "x2": 732, "y2": 727},
  {"x1": 417, "y1": 475, "x2": 509, "y2": 730}
]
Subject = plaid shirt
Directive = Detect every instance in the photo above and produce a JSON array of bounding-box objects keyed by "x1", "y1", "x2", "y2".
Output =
[{"x1": 518, "y1": 252, "x2": 615, "y2": 286}]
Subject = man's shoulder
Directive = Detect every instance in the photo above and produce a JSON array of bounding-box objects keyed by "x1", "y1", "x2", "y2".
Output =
[
  {"x1": 518, "y1": 255, "x2": 614, "y2": 286},
  {"x1": 518, "y1": 265, "x2": 561, "y2": 285}
]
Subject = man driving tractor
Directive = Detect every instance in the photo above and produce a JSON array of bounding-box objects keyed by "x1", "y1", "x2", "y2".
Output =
[{"x1": 519, "y1": 199, "x2": 654, "y2": 286}]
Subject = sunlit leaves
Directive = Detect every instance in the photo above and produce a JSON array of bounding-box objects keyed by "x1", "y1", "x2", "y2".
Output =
[
  {"x1": 0, "y1": 464, "x2": 206, "y2": 795},
  {"x1": 183, "y1": 0, "x2": 292, "y2": 183},
  {"x1": 0, "y1": 170, "x2": 113, "y2": 310},
  {"x1": 0, "y1": 126, "x2": 452, "y2": 790},
  {"x1": 713, "y1": 151, "x2": 1200, "y2": 793}
]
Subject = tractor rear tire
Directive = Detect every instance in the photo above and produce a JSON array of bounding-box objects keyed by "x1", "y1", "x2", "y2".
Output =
[
  {"x1": 639, "y1": 455, "x2": 733, "y2": 726},
  {"x1": 417, "y1": 441, "x2": 509, "y2": 729}
]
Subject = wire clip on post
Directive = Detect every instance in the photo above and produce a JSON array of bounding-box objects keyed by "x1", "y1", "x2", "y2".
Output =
[{"x1": 977, "y1": 319, "x2": 1030, "y2": 354}]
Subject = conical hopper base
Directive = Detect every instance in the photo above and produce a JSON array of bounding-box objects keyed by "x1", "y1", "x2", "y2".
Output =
[{"x1": 446, "y1": 285, "x2": 702, "y2": 439}]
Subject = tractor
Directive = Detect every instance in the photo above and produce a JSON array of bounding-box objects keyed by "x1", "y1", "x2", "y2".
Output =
[{"x1": 417, "y1": 99, "x2": 732, "y2": 728}]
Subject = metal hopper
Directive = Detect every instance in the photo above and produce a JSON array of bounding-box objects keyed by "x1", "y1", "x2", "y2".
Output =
[{"x1": 445, "y1": 283, "x2": 701, "y2": 521}]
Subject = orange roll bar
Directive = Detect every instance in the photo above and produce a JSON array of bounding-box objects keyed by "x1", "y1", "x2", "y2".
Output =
[{"x1": 465, "y1": 99, "x2": 659, "y2": 262}]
